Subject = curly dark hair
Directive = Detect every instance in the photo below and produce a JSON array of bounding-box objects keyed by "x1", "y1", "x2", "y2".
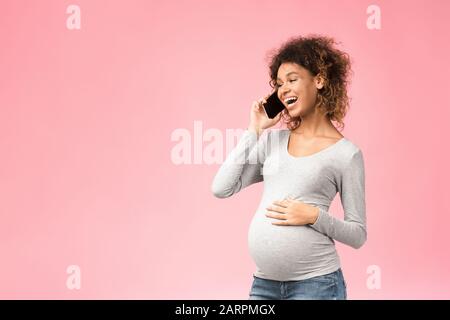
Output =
[{"x1": 265, "y1": 34, "x2": 353, "y2": 131}]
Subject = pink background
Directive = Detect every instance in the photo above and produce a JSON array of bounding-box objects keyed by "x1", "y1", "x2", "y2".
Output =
[{"x1": 1, "y1": 0, "x2": 449, "y2": 299}]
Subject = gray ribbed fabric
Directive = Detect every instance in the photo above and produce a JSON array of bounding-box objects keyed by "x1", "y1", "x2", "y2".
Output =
[{"x1": 211, "y1": 128, "x2": 366, "y2": 281}]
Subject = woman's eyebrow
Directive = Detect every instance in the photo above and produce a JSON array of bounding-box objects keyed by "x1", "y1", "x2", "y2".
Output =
[{"x1": 276, "y1": 72, "x2": 299, "y2": 81}]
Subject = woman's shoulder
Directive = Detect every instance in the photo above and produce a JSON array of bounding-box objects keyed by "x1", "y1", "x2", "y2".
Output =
[
  {"x1": 340, "y1": 137, "x2": 363, "y2": 155},
  {"x1": 269, "y1": 128, "x2": 289, "y2": 137},
  {"x1": 338, "y1": 138, "x2": 365, "y2": 171},
  {"x1": 260, "y1": 128, "x2": 288, "y2": 143}
]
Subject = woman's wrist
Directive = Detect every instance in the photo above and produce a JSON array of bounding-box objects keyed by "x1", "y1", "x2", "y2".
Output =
[
  {"x1": 308, "y1": 207, "x2": 320, "y2": 225},
  {"x1": 247, "y1": 124, "x2": 263, "y2": 137}
]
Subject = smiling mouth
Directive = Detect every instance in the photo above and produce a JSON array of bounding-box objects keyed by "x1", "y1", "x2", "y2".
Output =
[{"x1": 285, "y1": 97, "x2": 299, "y2": 108}]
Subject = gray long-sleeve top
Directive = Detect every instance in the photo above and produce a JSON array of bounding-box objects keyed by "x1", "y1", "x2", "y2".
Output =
[{"x1": 211, "y1": 128, "x2": 367, "y2": 281}]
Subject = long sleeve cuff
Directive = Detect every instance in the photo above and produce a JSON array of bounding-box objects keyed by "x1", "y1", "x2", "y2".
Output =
[{"x1": 310, "y1": 207, "x2": 367, "y2": 249}]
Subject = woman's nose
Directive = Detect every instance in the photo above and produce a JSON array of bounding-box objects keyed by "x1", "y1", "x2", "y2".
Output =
[{"x1": 280, "y1": 88, "x2": 291, "y2": 96}]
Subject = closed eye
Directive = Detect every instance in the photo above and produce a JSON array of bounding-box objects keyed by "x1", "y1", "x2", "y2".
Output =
[{"x1": 276, "y1": 79, "x2": 297, "y2": 87}]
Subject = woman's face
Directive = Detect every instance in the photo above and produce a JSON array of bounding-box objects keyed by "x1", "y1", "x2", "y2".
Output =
[{"x1": 276, "y1": 62, "x2": 323, "y2": 118}]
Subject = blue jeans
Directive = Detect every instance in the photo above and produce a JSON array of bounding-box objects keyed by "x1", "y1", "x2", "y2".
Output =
[{"x1": 248, "y1": 268, "x2": 347, "y2": 300}]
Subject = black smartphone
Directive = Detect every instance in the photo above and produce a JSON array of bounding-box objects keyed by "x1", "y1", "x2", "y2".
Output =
[{"x1": 263, "y1": 90, "x2": 285, "y2": 119}]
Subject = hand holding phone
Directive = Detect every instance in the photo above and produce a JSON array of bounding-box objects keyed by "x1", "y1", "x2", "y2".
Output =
[
  {"x1": 248, "y1": 90, "x2": 284, "y2": 133},
  {"x1": 262, "y1": 90, "x2": 286, "y2": 119}
]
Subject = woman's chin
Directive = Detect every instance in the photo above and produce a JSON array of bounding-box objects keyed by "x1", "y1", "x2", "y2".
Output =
[{"x1": 287, "y1": 105, "x2": 300, "y2": 116}]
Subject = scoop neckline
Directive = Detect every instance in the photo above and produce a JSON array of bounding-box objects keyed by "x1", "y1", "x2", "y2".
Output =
[{"x1": 284, "y1": 129, "x2": 346, "y2": 160}]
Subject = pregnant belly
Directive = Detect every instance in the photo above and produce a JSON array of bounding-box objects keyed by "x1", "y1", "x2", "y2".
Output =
[{"x1": 247, "y1": 210, "x2": 337, "y2": 278}]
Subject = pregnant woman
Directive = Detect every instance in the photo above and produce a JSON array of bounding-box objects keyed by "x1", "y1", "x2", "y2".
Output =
[{"x1": 211, "y1": 35, "x2": 366, "y2": 300}]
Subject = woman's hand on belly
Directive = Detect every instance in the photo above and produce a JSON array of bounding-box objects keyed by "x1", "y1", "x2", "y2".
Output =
[{"x1": 265, "y1": 197, "x2": 319, "y2": 226}]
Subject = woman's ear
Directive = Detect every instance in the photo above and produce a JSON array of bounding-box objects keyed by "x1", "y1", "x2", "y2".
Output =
[{"x1": 315, "y1": 74, "x2": 325, "y2": 90}]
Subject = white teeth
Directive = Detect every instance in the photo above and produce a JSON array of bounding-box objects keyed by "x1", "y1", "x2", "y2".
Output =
[{"x1": 284, "y1": 96, "x2": 298, "y2": 104}]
